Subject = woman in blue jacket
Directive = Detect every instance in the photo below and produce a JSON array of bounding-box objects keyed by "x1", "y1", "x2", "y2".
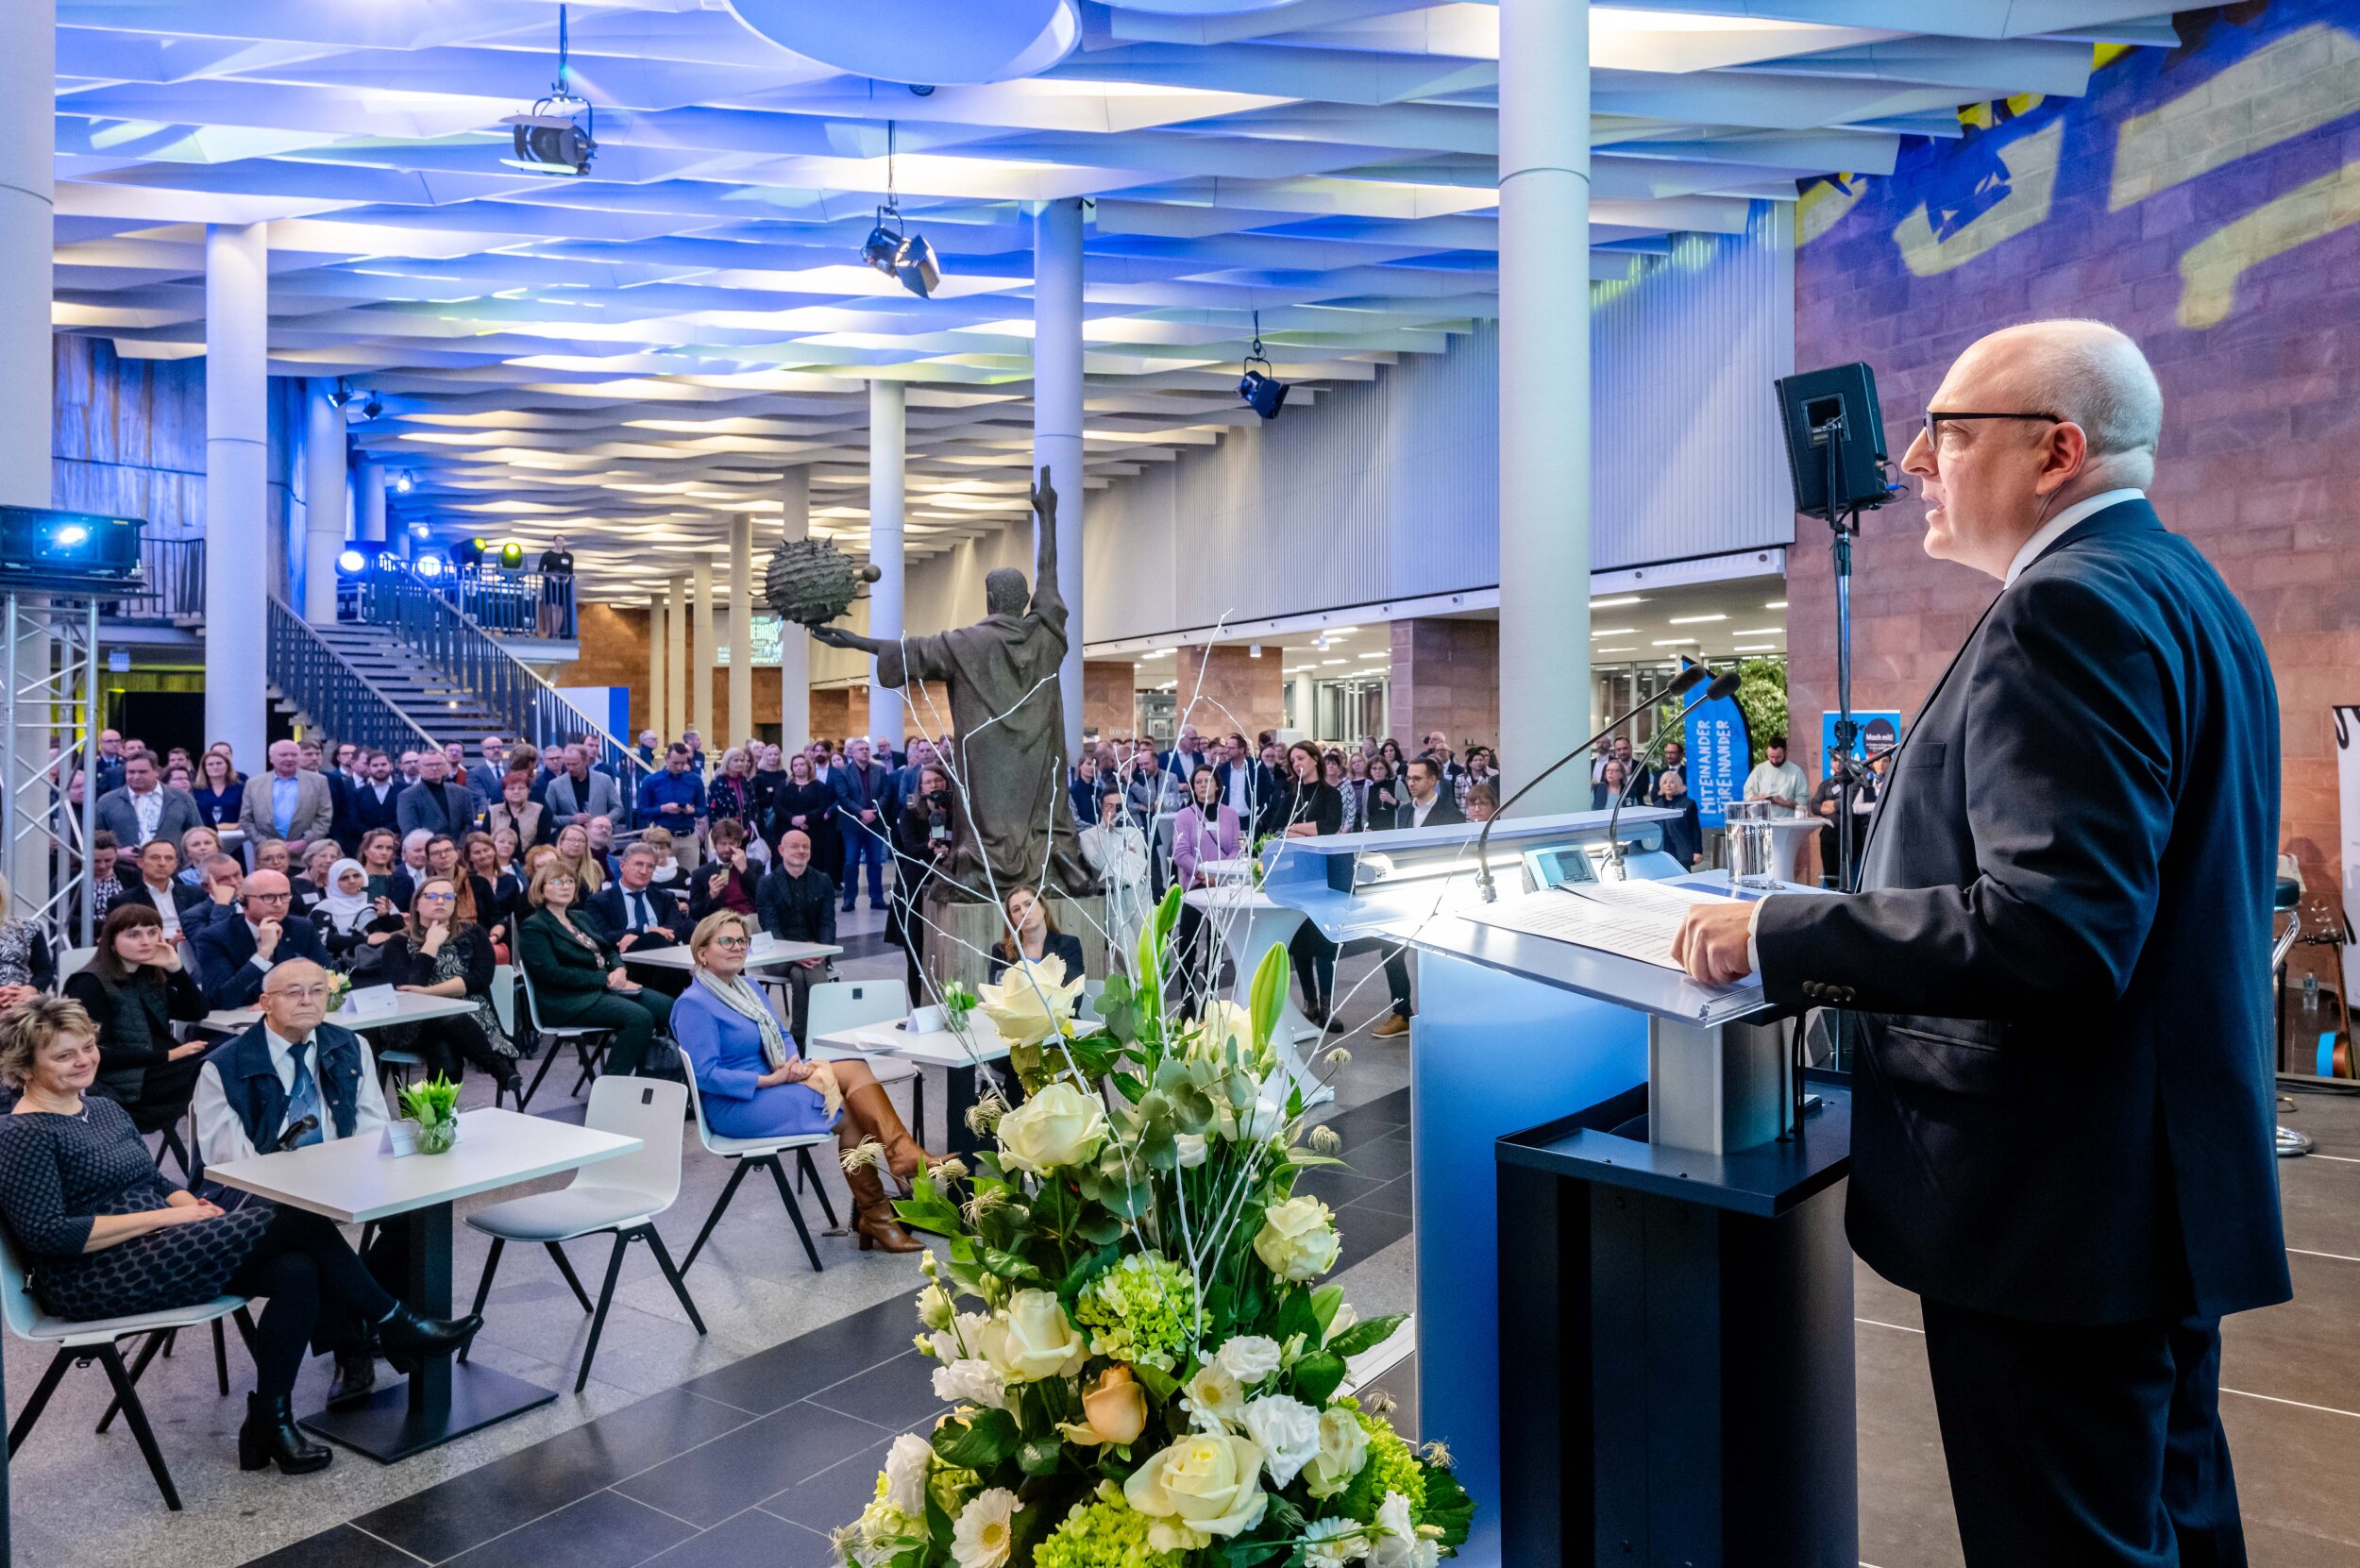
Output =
[{"x1": 668, "y1": 910, "x2": 931, "y2": 1252}]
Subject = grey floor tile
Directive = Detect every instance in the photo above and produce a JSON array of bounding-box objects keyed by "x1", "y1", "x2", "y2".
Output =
[
  {"x1": 806, "y1": 1350, "x2": 948, "y2": 1432},
  {"x1": 761, "y1": 1433, "x2": 900, "y2": 1532},
  {"x1": 445, "y1": 1487, "x2": 696, "y2": 1568},
  {"x1": 240, "y1": 1524, "x2": 428, "y2": 1568},
  {"x1": 614, "y1": 1400, "x2": 885, "y2": 1528},
  {"x1": 639, "y1": 1505, "x2": 837, "y2": 1568}
]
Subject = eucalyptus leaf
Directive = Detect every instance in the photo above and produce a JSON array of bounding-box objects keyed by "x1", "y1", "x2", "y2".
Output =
[{"x1": 933, "y1": 1407, "x2": 1021, "y2": 1469}]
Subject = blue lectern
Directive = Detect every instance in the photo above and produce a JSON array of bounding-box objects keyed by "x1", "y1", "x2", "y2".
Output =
[{"x1": 1262, "y1": 811, "x2": 1854, "y2": 1568}]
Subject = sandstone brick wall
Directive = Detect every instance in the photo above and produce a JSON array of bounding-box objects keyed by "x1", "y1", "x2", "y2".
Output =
[
  {"x1": 1388, "y1": 617, "x2": 1500, "y2": 752},
  {"x1": 1084, "y1": 660, "x2": 1138, "y2": 741},
  {"x1": 1173, "y1": 645, "x2": 1284, "y2": 742},
  {"x1": 1790, "y1": 2, "x2": 2360, "y2": 908}
]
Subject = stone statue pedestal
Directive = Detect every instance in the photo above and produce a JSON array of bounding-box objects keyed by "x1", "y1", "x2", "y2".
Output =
[{"x1": 919, "y1": 886, "x2": 1107, "y2": 993}]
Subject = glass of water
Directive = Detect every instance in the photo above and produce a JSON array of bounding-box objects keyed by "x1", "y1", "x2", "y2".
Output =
[{"x1": 1728, "y1": 801, "x2": 1778, "y2": 888}]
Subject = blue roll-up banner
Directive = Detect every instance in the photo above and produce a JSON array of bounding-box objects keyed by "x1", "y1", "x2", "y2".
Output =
[
  {"x1": 1823, "y1": 709, "x2": 1903, "y2": 775},
  {"x1": 1684, "y1": 686, "x2": 1751, "y2": 831}
]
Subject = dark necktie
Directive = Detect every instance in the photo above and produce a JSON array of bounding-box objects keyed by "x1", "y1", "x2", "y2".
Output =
[{"x1": 283, "y1": 1040, "x2": 325, "y2": 1149}]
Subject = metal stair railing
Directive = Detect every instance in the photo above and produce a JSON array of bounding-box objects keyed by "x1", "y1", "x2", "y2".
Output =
[
  {"x1": 267, "y1": 598, "x2": 441, "y2": 755},
  {"x1": 357, "y1": 574, "x2": 643, "y2": 786}
]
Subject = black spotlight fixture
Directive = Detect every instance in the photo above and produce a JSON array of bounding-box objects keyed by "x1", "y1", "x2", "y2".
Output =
[
  {"x1": 454, "y1": 537, "x2": 487, "y2": 571},
  {"x1": 500, "y1": 6, "x2": 598, "y2": 177},
  {"x1": 1239, "y1": 312, "x2": 1288, "y2": 421},
  {"x1": 497, "y1": 540, "x2": 526, "y2": 570},
  {"x1": 859, "y1": 123, "x2": 942, "y2": 299}
]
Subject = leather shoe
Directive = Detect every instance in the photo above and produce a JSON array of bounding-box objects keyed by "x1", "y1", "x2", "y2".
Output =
[
  {"x1": 238, "y1": 1391, "x2": 333, "y2": 1475},
  {"x1": 326, "y1": 1346, "x2": 377, "y2": 1408},
  {"x1": 377, "y1": 1302, "x2": 482, "y2": 1374},
  {"x1": 1372, "y1": 1014, "x2": 1409, "y2": 1039}
]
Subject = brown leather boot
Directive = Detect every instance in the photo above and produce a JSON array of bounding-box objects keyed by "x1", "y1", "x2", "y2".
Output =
[
  {"x1": 845, "y1": 1081, "x2": 940, "y2": 1191},
  {"x1": 846, "y1": 1160, "x2": 924, "y2": 1253}
]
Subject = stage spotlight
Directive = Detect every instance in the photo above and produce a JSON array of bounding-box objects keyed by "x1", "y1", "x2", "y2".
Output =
[
  {"x1": 499, "y1": 6, "x2": 597, "y2": 177},
  {"x1": 454, "y1": 537, "x2": 486, "y2": 570},
  {"x1": 392, "y1": 471, "x2": 415, "y2": 496},
  {"x1": 498, "y1": 540, "x2": 526, "y2": 570},
  {"x1": 409, "y1": 523, "x2": 431, "y2": 540},
  {"x1": 336, "y1": 548, "x2": 366, "y2": 576},
  {"x1": 1239, "y1": 312, "x2": 1286, "y2": 421},
  {"x1": 415, "y1": 554, "x2": 446, "y2": 581},
  {"x1": 857, "y1": 124, "x2": 940, "y2": 298}
]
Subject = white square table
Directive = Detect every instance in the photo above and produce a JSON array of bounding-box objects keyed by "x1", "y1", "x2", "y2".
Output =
[
  {"x1": 811, "y1": 1014, "x2": 1010, "y2": 1156},
  {"x1": 207, "y1": 1106, "x2": 642, "y2": 1461},
  {"x1": 618, "y1": 934, "x2": 837, "y2": 973},
  {"x1": 199, "y1": 990, "x2": 482, "y2": 1037}
]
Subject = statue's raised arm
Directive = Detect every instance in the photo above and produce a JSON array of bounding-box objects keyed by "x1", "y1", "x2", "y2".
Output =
[{"x1": 1027, "y1": 465, "x2": 1064, "y2": 628}]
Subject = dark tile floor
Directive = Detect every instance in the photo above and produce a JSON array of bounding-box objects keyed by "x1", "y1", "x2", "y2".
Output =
[
  {"x1": 227, "y1": 1080, "x2": 2360, "y2": 1567},
  {"x1": 249, "y1": 1090, "x2": 1421, "y2": 1568}
]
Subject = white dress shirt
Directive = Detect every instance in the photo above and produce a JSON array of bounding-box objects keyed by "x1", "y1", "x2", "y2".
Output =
[
  {"x1": 131, "y1": 784, "x2": 164, "y2": 845},
  {"x1": 2003, "y1": 487, "x2": 2145, "y2": 588},
  {"x1": 1744, "y1": 487, "x2": 2147, "y2": 973},
  {"x1": 193, "y1": 1023, "x2": 391, "y2": 1166},
  {"x1": 145, "y1": 881, "x2": 181, "y2": 940}
]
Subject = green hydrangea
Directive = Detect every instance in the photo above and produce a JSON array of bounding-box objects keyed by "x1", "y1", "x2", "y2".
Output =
[
  {"x1": 1072, "y1": 1253, "x2": 1202, "y2": 1371},
  {"x1": 1033, "y1": 1494, "x2": 1184, "y2": 1568},
  {"x1": 1338, "y1": 1414, "x2": 1427, "y2": 1523}
]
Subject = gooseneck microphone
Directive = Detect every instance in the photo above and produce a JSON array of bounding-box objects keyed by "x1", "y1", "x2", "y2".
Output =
[
  {"x1": 1604, "y1": 668, "x2": 1743, "y2": 880},
  {"x1": 1473, "y1": 663, "x2": 1711, "y2": 902}
]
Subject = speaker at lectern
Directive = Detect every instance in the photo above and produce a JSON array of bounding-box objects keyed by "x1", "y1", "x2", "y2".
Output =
[{"x1": 1260, "y1": 808, "x2": 1855, "y2": 1568}]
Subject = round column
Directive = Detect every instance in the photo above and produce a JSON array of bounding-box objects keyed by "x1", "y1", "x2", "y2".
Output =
[
  {"x1": 647, "y1": 587, "x2": 666, "y2": 741},
  {"x1": 868, "y1": 379, "x2": 906, "y2": 750},
  {"x1": 691, "y1": 552, "x2": 715, "y2": 748},
  {"x1": 1497, "y1": 0, "x2": 1593, "y2": 812},
  {"x1": 302, "y1": 379, "x2": 346, "y2": 623},
  {"x1": 357, "y1": 464, "x2": 386, "y2": 544},
  {"x1": 1032, "y1": 197, "x2": 1087, "y2": 760},
  {"x1": 204, "y1": 222, "x2": 271, "y2": 775},
  {"x1": 727, "y1": 514, "x2": 753, "y2": 749},
  {"x1": 665, "y1": 574, "x2": 688, "y2": 743},
  {"x1": 777, "y1": 467, "x2": 811, "y2": 750}
]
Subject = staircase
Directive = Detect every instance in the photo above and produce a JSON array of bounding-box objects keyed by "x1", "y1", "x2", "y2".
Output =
[{"x1": 307, "y1": 625, "x2": 507, "y2": 750}]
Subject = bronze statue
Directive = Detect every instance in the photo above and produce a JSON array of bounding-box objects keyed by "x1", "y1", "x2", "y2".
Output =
[{"x1": 812, "y1": 467, "x2": 1095, "y2": 899}]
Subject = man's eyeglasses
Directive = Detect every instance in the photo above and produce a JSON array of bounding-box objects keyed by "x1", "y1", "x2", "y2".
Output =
[
  {"x1": 1922, "y1": 411, "x2": 2064, "y2": 449},
  {"x1": 266, "y1": 985, "x2": 331, "y2": 1003}
]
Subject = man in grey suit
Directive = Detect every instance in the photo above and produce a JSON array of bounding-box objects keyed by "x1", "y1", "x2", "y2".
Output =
[
  {"x1": 236, "y1": 739, "x2": 334, "y2": 856},
  {"x1": 93, "y1": 751, "x2": 201, "y2": 851},
  {"x1": 396, "y1": 749, "x2": 479, "y2": 839},
  {"x1": 544, "y1": 745, "x2": 624, "y2": 830}
]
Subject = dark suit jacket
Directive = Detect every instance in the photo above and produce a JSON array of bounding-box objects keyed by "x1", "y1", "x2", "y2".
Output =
[
  {"x1": 192, "y1": 913, "x2": 331, "y2": 1009},
  {"x1": 115, "y1": 879, "x2": 213, "y2": 926},
  {"x1": 516, "y1": 908, "x2": 622, "y2": 1025},
  {"x1": 320, "y1": 768, "x2": 358, "y2": 852},
  {"x1": 396, "y1": 781, "x2": 479, "y2": 840},
  {"x1": 349, "y1": 778, "x2": 403, "y2": 840},
  {"x1": 586, "y1": 882, "x2": 684, "y2": 951},
  {"x1": 987, "y1": 930, "x2": 1087, "y2": 984},
  {"x1": 1754, "y1": 499, "x2": 2288, "y2": 1325},
  {"x1": 1386, "y1": 789, "x2": 1464, "y2": 831},
  {"x1": 93, "y1": 785, "x2": 201, "y2": 851}
]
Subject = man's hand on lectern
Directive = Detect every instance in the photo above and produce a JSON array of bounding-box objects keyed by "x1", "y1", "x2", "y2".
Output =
[{"x1": 1672, "y1": 903, "x2": 1756, "y2": 987}]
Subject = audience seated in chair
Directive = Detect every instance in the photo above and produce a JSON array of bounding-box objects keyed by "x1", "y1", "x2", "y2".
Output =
[{"x1": 515, "y1": 862, "x2": 671, "y2": 1078}]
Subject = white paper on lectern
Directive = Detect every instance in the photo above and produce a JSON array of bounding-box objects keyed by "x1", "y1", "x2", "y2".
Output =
[{"x1": 1458, "y1": 878, "x2": 1760, "y2": 983}]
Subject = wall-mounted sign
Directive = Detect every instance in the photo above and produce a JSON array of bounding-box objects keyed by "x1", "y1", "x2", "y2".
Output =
[{"x1": 714, "y1": 615, "x2": 785, "y2": 668}]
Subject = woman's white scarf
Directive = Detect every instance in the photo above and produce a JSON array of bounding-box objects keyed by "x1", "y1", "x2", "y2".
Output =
[{"x1": 694, "y1": 968, "x2": 840, "y2": 1117}]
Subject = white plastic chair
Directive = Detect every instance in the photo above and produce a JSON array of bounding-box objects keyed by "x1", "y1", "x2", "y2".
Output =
[
  {"x1": 515, "y1": 961, "x2": 615, "y2": 1109},
  {"x1": 489, "y1": 961, "x2": 518, "y2": 1039},
  {"x1": 678, "y1": 1058, "x2": 838, "y2": 1276},
  {"x1": 0, "y1": 1224, "x2": 251, "y2": 1510},
  {"x1": 462, "y1": 1076, "x2": 704, "y2": 1392},
  {"x1": 58, "y1": 945, "x2": 97, "y2": 986},
  {"x1": 803, "y1": 977, "x2": 922, "y2": 1141}
]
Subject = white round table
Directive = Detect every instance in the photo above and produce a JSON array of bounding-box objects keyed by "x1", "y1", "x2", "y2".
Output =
[{"x1": 1182, "y1": 883, "x2": 1333, "y2": 1107}]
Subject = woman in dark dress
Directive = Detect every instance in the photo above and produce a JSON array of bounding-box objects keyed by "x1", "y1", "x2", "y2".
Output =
[
  {"x1": 986, "y1": 885, "x2": 1087, "y2": 985},
  {"x1": 749, "y1": 744, "x2": 788, "y2": 831},
  {"x1": 707, "y1": 748, "x2": 757, "y2": 836},
  {"x1": 381, "y1": 877, "x2": 522, "y2": 1099},
  {"x1": 190, "y1": 750, "x2": 244, "y2": 832},
  {"x1": 463, "y1": 831, "x2": 518, "y2": 950},
  {"x1": 0, "y1": 997, "x2": 476, "y2": 1475},
  {"x1": 357, "y1": 829, "x2": 416, "y2": 912},
  {"x1": 1273, "y1": 742, "x2": 1344, "y2": 1026},
  {"x1": 514, "y1": 864, "x2": 672, "y2": 1078},
  {"x1": 767, "y1": 752, "x2": 840, "y2": 873},
  {"x1": 63, "y1": 904, "x2": 211, "y2": 1109},
  {"x1": 0, "y1": 870, "x2": 55, "y2": 1012}
]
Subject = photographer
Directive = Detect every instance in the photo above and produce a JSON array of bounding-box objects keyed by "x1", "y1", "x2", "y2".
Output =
[{"x1": 889, "y1": 765, "x2": 955, "y2": 997}]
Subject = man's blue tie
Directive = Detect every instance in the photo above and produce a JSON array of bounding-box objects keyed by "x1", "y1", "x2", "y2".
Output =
[{"x1": 284, "y1": 1039, "x2": 326, "y2": 1149}]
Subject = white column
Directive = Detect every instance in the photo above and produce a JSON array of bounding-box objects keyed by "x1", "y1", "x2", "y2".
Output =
[
  {"x1": 868, "y1": 379, "x2": 906, "y2": 750},
  {"x1": 778, "y1": 467, "x2": 811, "y2": 750},
  {"x1": 1496, "y1": 0, "x2": 1592, "y2": 811},
  {"x1": 727, "y1": 514, "x2": 752, "y2": 749},
  {"x1": 357, "y1": 464, "x2": 386, "y2": 544},
  {"x1": 665, "y1": 573, "x2": 687, "y2": 742},
  {"x1": 1293, "y1": 672, "x2": 1317, "y2": 740},
  {"x1": 1033, "y1": 197, "x2": 1087, "y2": 760},
  {"x1": 0, "y1": 0, "x2": 53, "y2": 910},
  {"x1": 691, "y1": 552, "x2": 715, "y2": 747},
  {"x1": 205, "y1": 223, "x2": 271, "y2": 774},
  {"x1": 302, "y1": 379, "x2": 346, "y2": 623},
  {"x1": 647, "y1": 589, "x2": 666, "y2": 740}
]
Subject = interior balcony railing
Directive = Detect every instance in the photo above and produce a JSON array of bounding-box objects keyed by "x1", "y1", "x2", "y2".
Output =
[
  {"x1": 355, "y1": 573, "x2": 640, "y2": 785},
  {"x1": 267, "y1": 597, "x2": 440, "y2": 756}
]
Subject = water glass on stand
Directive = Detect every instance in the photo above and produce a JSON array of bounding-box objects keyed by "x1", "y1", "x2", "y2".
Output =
[{"x1": 1728, "y1": 801, "x2": 1778, "y2": 889}]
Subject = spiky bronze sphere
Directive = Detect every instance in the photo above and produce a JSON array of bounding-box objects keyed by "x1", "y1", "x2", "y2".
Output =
[{"x1": 764, "y1": 537, "x2": 882, "y2": 627}]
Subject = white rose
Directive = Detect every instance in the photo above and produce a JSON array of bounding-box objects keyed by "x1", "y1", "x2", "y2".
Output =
[
  {"x1": 976, "y1": 956, "x2": 1083, "y2": 1049},
  {"x1": 884, "y1": 1432, "x2": 933, "y2": 1516},
  {"x1": 1175, "y1": 1133, "x2": 1208, "y2": 1168},
  {"x1": 1213, "y1": 1335, "x2": 1283, "y2": 1386},
  {"x1": 1303, "y1": 1407, "x2": 1370, "y2": 1498},
  {"x1": 918, "y1": 1283, "x2": 956, "y2": 1332},
  {"x1": 951, "y1": 1487, "x2": 1020, "y2": 1568},
  {"x1": 1192, "y1": 1000, "x2": 1256, "y2": 1061},
  {"x1": 996, "y1": 1081, "x2": 1110, "y2": 1176},
  {"x1": 1239, "y1": 1394, "x2": 1322, "y2": 1488},
  {"x1": 1323, "y1": 1302, "x2": 1359, "y2": 1346},
  {"x1": 1122, "y1": 1431, "x2": 1271, "y2": 1549},
  {"x1": 1301, "y1": 1517, "x2": 1370, "y2": 1568},
  {"x1": 1254, "y1": 1196, "x2": 1341, "y2": 1282},
  {"x1": 980, "y1": 1290, "x2": 1087, "y2": 1383},
  {"x1": 1367, "y1": 1492, "x2": 1439, "y2": 1568},
  {"x1": 932, "y1": 1357, "x2": 1008, "y2": 1410},
  {"x1": 1181, "y1": 1362, "x2": 1244, "y2": 1429}
]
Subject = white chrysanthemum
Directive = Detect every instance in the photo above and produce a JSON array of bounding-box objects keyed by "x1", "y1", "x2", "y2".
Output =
[
  {"x1": 951, "y1": 1487, "x2": 1020, "y2": 1568},
  {"x1": 932, "y1": 1357, "x2": 1008, "y2": 1410},
  {"x1": 1367, "y1": 1492, "x2": 1439, "y2": 1568},
  {"x1": 883, "y1": 1433, "x2": 932, "y2": 1516},
  {"x1": 1239, "y1": 1393, "x2": 1322, "y2": 1488}
]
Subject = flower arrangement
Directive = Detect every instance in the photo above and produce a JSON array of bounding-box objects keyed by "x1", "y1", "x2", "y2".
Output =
[
  {"x1": 326, "y1": 972, "x2": 353, "y2": 1015},
  {"x1": 835, "y1": 889, "x2": 1470, "y2": 1568},
  {"x1": 397, "y1": 1074, "x2": 462, "y2": 1155}
]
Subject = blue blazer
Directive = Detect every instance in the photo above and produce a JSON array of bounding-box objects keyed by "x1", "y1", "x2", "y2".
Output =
[
  {"x1": 1756, "y1": 499, "x2": 2290, "y2": 1324},
  {"x1": 193, "y1": 914, "x2": 330, "y2": 1010},
  {"x1": 669, "y1": 981, "x2": 835, "y2": 1141}
]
